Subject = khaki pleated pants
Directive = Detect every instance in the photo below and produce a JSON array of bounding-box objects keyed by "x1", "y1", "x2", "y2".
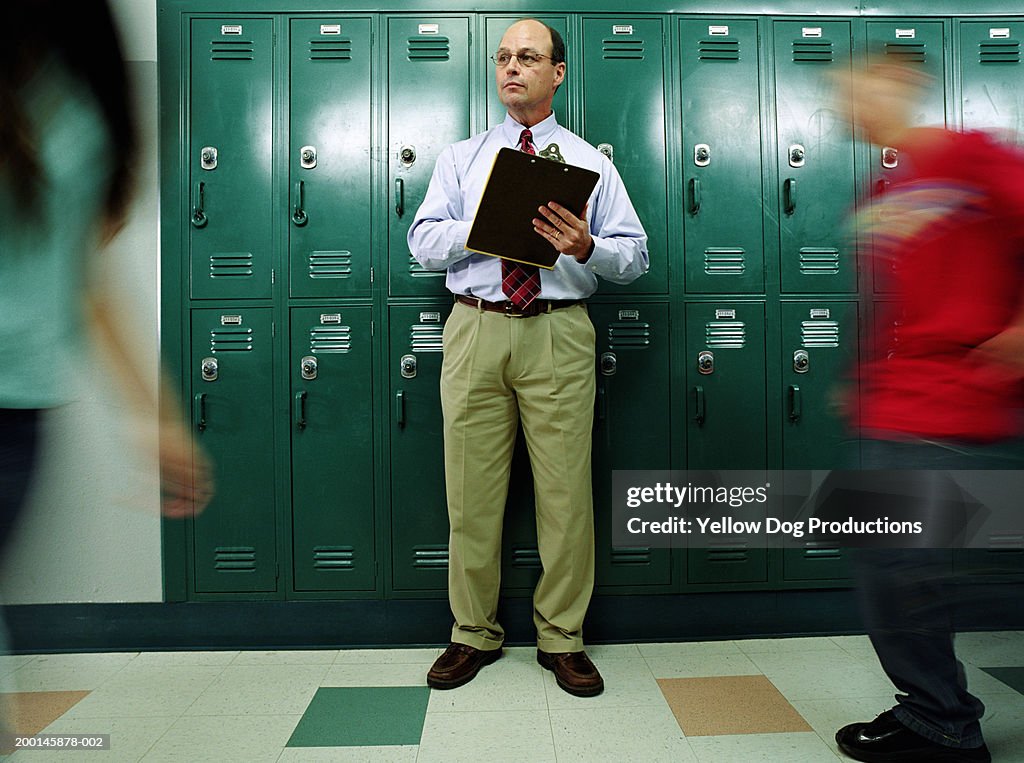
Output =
[{"x1": 441, "y1": 300, "x2": 596, "y2": 653}]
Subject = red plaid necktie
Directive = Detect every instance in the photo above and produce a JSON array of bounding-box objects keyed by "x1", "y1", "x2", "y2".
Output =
[{"x1": 501, "y1": 129, "x2": 542, "y2": 309}]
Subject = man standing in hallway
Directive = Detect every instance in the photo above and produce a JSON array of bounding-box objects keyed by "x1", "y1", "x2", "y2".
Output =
[{"x1": 408, "y1": 18, "x2": 648, "y2": 696}]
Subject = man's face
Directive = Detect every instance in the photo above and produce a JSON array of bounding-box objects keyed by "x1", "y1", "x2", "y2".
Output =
[{"x1": 495, "y1": 20, "x2": 565, "y2": 115}]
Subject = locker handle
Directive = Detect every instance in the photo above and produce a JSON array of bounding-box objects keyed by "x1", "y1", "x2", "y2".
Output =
[
  {"x1": 292, "y1": 181, "x2": 308, "y2": 226},
  {"x1": 784, "y1": 178, "x2": 797, "y2": 215},
  {"x1": 693, "y1": 385, "x2": 705, "y2": 427},
  {"x1": 191, "y1": 182, "x2": 208, "y2": 228},
  {"x1": 597, "y1": 384, "x2": 607, "y2": 423},
  {"x1": 193, "y1": 393, "x2": 207, "y2": 432},
  {"x1": 396, "y1": 390, "x2": 405, "y2": 427},
  {"x1": 876, "y1": 178, "x2": 891, "y2": 195},
  {"x1": 395, "y1": 178, "x2": 405, "y2": 217},
  {"x1": 295, "y1": 391, "x2": 307, "y2": 429},
  {"x1": 688, "y1": 178, "x2": 701, "y2": 215},
  {"x1": 789, "y1": 384, "x2": 802, "y2": 422}
]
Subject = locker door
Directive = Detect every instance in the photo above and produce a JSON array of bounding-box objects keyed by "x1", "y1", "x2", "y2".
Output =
[
  {"x1": 866, "y1": 22, "x2": 947, "y2": 294},
  {"x1": 190, "y1": 308, "x2": 276, "y2": 593},
  {"x1": 388, "y1": 18, "x2": 471, "y2": 298},
  {"x1": 582, "y1": 18, "x2": 669, "y2": 295},
  {"x1": 591, "y1": 303, "x2": 672, "y2": 588},
  {"x1": 290, "y1": 307, "x2": 374, "y2": 592},
  {"x1": 484, "y1": 16, "x2": 570, "y2": 130},
  {"x1": 389, "y1": 304, "x2": 451, "y2": 591},
  {"x1": 774, "y1": 21, "x2": 856, "y2": 294},
  {"x1": 680, "y1": 19, "x2": 764, "y2": 294},
  {"x1": 289, "y1": 19, "x2": 373, "y2": 299},
  {"x1": 960, "y1": 21, "x2": 1024, "y2": 146},
  {"x1": 189, "y1": 19, "x2": 274, "y2": 300},
  {"x1": 685, "y1": 302, "x2": 767, "y2": 585}
]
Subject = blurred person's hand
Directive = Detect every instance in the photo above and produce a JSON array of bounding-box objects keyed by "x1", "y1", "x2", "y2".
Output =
[{"x1": 159, "y1": 417, "x2": 213, "y2": 518}]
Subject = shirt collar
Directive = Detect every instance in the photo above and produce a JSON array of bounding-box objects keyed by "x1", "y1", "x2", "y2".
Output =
[{"x1": 502, "y1": 112, "x2": 559, "y2": 150}]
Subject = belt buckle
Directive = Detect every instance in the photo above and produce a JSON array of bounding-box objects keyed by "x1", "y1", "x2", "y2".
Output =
[{"x1": 504, "y1": 301, "x2": 526, "y2": 318}]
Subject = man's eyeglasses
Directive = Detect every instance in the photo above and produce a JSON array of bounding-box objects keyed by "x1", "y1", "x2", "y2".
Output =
[{"x1": 490, "y1": 49, "x2": 556, "y2": 68}]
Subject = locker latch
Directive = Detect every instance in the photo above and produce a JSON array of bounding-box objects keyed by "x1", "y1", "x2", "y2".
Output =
[
  {"x1": 300, "y1": 145, "x2": 317, "y2": 170},
  {"x1": 881, "y1": 146, "x2": 898, "y2": 170},
  {"x1": 301, "y1": 355, "x2": 318, "y2": 381},
  {"x1": 600, "y1": 352, "x2": 617, "y2": 376},
  {"x1": 200, "y1": 146, "x2": 218, "y2": 171},
  {"x1": 598, "y1": 143, "x2": 614, "y2": 163},
  {"x1": 697, "y1": 350, "x2": 715, "y2": 375},
  {"x1": 793, "y1": 349, "x2": 810, "y2": 374},
  {"x1": 399, "y1": 145, "x2": 416, "y2": 167},
  {"x1": 694, "y1": 143, "x2": 711, "y2": 167},
  {"x1": 201, "y1": 357, "x2": 218, "y2": 382},
  {"x1": 789, "y1": 144, "x2": 805, "y2": 168},
  {"x1": 400, "y1": 354, "x2": 417, "y2": 379}
]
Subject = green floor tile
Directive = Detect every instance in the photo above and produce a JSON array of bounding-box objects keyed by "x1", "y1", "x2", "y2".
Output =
[
  {"x1": 287, "y1": 686, "x2": 430, "y2": 747},
  {"x1": 980, "y1": 667, "x2": 1024, "y2": 696}
]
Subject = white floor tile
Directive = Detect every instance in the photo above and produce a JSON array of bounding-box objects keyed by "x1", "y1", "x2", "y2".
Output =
[
  {"x1": 416, "y1": 710, "x2": 555, "y2": 763},
  {"x1": 58, "y1": 666, "x2": 224, "y2": 719},
  {"x1": 687, "y1": 731, "x2": 842, "y2": 762},
  {"x1": 5, "y1": 652, "x2": 138, "y2": 692},
  {"x1": 6, "y1": 716, "x2": 177, "y2": 763},
  {"x1": 644, "y1": 650, "x2": 762, "y2": 680},
  {"x1": 230, "y1": 650, "x2": 338, "y2": 666},
  {"x1": 322, "y1": 662, "x2": 430, "y2": 687},
  {"x1": 426, "y1": 650, "x2": 545, "y2": 713},
  {"x1": 789, "y1": 695, "x2": 897, "y2": 756},
  {"x1": 734, "y1": 636, "x2": 844, "y2": 655},
  {"x1": 332, "y1": 648, "x2": 441, "y2": 665},
  {"x1": 639, "y1": 641, "x2": 743, "y2": 660},
  {"x1": 277, "y1": 746, "x2": 418, "y2": 762},
  {"x1": 140, "y1": 714, "x2": 300, "y2": 762},
  {"x1": 550, "y1": 704, "x2": 697, "y2": 762},
  {"x1": 747, "y1": 650, "x2": 894, "y2": 701},
  {"x1": 184, "y1": 665, "x2": 329, "y2": 716},
  {"x1": 543, "y1": 657, "x2": 666, "y2": 710},
  {"x1": 130, "y1": 651, "x2": 239, "y2": 667},
  {"x1": 957, "y1": 631, "x2": 1024, "y2": 668}
]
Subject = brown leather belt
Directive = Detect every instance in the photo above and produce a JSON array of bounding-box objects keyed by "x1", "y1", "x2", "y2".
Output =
[{"x1": 454, "y1": 294, "x2": 583, "y2": 317}]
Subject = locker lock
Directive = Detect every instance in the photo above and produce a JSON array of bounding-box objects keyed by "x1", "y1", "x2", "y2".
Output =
[
  {"x1": 301, "y1": 355, "x2": 318, "y2": 381},
  {"x1": 201, "y1": 357, "x2": 218, "y2": 382},
  {"x1": 793, "y1": 349, "x2": 810, "y2": 374},
  {"x1": 600, "y1": 352, "x2": 617, "y2": 376},
  {"x1": 881, "y1": 146, "x2": 899, "y2": 170},
  {"x1": 694, "y1": 143, "x2": 711, "y2": 167},
  {"x1": 597, "y1": 143, "x2": 614, "y2": 163},
  {"x1": 300, "y1": 145, "x2": 317, "y2": 169},
  {"x1": 789, "y1": 144, "x2": 805, "y2": 168},
  {"x1": 399, "y1": 145, "x2": 416, "y2": 166},
  {"x1": 400, "y1": 354, "x2": 417, "y2": 379},
  {"x1": 697, "y1": 350, "x2": 715, "y2": 375},
  {"x1": 200, "y1": 146, "x2": 218, "y2": 171}
]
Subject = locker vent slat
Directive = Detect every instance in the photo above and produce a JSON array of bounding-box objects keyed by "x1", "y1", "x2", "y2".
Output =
[
  {"x1": 983, "y1": 534, "x2": 1024, "y2": 550},
  {"x1": 210, "y1": 328, "x2": 254, "y2": 353},
  {"x1": 792, "y1": 40, "x2": 834, "y2": 63},
  {"x1": 210, "y1": 253, "x2": 254, "y2": 278},
  {"x1": 698, "y1": 38, "x2": 740, "y2": 61},
  {"x1": 706, "y1": 542, "x2": 749, "y2": 563},
  {"x1": 210, "y1": 40, "x2": 254, "y2": 61},
  {"x1": 799, "y1": 247, "x2": 841, "y2": 275},
  {"x1": 309, "y1": 251, "x2": 352, "y2": 278},
  {"x1": 407, "y1": 36, "x2": 450, "y2": 61},
  {"x1": 310, "y1": 326, "x2": 352, "y2": 353},
  {"x1": 214, "y1": 546, "x2": 257, "y2": 571},
  {"x1": 800, "y1": 320, "x2": 840, "y2": 348},
  {"x1": 409, "y1": 254, "x2": 445, "y2": 277},
  {"x1": 705, "y1": 248, "x2": 746, "y2": 275},
  {"x1": 802, "y1": 542, "x2": 842, "y2": 559},
  {"x1": 607, "y1": 323, "x2": 652, "y2": 349},
  {"x1": 413, "y1": 545, "x2": 449, "y2": 569},
  {"x1": 611, "y1": 548, "x2": 653, "y2": 566},
  {"x1": 885, "y1": 41, "x2": 926, "y2": 63},
  {"x1": 512, "y1": 546, "x2": 541, "y2": 568},
  {"x1": 602, "y1": 38, "x2": 645, "y2": 60},
  {"x1": 979, "y1": 40, "x2": 1021, "y2": 64},
  {"x1": 706, "y1": 321, "x2": 746, "y2": 349},
  {"x1": 313, "y1": 546, "x2": 355, "y2": 569},
  {"x1": 309, "y1": 39, "x2": 353, "y2": 61},
  {"x1": 410, "y1": 325, "x2": 444, "y2": 353}
]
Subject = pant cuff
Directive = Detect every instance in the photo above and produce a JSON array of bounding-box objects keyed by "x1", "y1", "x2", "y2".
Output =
[
  {"x1": 451, "y1": 627, "x2": 503, "y2": 652},
  {"x1": 537, "y1": 636, "x2": 585, "y2": 654},
  {"x1": 891, "y1": 705, "x2": 986, "y2": 749}
]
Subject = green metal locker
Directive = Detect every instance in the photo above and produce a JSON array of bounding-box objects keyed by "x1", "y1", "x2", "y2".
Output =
[
  {"x1": 290, "y1": 306, "x2": 375, "y2": 591},
  {"x1": 685, "y1": 301, "x2": 767, "y2": 584},
  {"x1": 582, "y1": 17, "x2": 669, "y2": 295},
  {"x1": 960, "y1": 20, "x2": 1024, "y2": 146},
  {"x1": 590, "y1": 302, "x2": 673, "y2": 588},
  {"x1": 190, "y1": 308, "x2": 277, "y2": 593},
  {"x1": 189, "y1": 18, "x2": 274, "y2": 300},
  {"x1": 388, "y1": 17, "x2": 471, "y2": 298},
  {"x1": 679, "y1": 18, "x2": 764, "y2": 294},
  {"x1": 774, "y1": 20, "x2": 857, "y2": 294},
  {"x1": 389, "y1": 304, "x2": 451, "y2": 591},
  {"x1": 288, "y1": 18, "x2": 373, "y2": 299},
  {"x1": 484, "y1": 16, "x2": 571, "y2": 130}
]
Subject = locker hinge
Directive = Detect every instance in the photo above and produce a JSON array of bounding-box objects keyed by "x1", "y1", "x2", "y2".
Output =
[
  {"x1": 271, "y1": 268, "x2": 276, "y2": 285},
  {"x1": 371, "y1": 320, "x2": 375, "y2": 337},
  {"x1": 370, "y1": 267, "x2": 374, "y2": 284},
  {"x1": 272, "y1": 322, "x2": 276, "y2": 338}
]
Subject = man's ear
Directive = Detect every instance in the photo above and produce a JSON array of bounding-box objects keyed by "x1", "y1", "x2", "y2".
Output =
[{"x1": 553, "y1": 62, "x2": 566, "y2": 89}]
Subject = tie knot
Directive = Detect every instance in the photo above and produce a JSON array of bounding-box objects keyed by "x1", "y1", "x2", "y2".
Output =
[{"x1": 519, "y1": 129, "x2": 536, "y2": 155}]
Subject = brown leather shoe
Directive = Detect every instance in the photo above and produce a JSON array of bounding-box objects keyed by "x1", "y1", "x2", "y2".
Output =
[
  {"x1": 427, "y1": 643, "x2": 502, "y2": 689},
  {"x1": 537, "y1": 650, "x2": 604, "y2": 697}
]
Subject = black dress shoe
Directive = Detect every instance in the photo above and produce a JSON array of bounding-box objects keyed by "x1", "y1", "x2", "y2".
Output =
[
  {"x1": 537, "y1": 650, "x2": 604, "y2": 697},
  {"x1": 426, "y1": 643, "x2": 501, "y2": 690},
  {"x1": 836, "y1": 709, "x2": 991, "y2": 762}
]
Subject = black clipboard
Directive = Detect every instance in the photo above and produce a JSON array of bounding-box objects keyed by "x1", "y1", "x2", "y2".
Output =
[{"x1": 466, "y1": 147, "x2": 599, "y2": 269}]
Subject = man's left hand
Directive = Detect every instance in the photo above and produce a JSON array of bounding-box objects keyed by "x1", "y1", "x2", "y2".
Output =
[{"x1": 534, "y1": 202, "x2": 594, "y2": 262}]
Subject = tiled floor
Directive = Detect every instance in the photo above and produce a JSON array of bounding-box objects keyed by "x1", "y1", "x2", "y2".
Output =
[{"x1": 0, "y1": 632, "x2": 1022, "y2": 762}]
